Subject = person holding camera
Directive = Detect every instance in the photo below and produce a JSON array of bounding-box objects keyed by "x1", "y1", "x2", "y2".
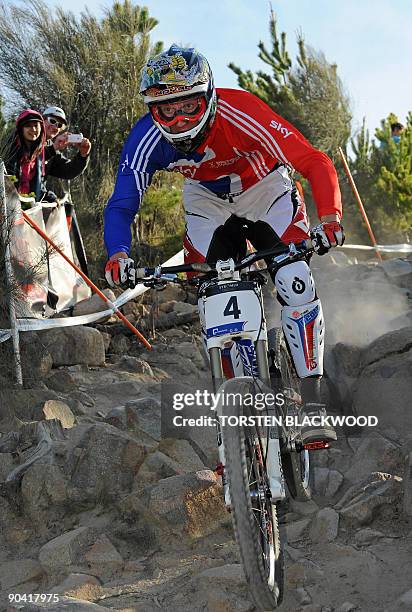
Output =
[{"x1": 42, "y1": 106, "x2": 91, "y2": 196}]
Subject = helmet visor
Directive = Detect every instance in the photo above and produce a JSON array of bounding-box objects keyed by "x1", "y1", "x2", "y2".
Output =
[{"x1": 150, "y1": 94, "x2": 206, "y2": 128}]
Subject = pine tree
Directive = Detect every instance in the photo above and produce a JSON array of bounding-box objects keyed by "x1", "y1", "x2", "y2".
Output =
[{"x1": 229, "y1": 9, "x2": 351, "y2": 159}]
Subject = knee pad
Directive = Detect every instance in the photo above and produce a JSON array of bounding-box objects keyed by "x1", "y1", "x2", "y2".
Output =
[
  {"x1": 281, "y1": 298, "x2": 324, "y2": 377},
  {"x1": 274, "y1": 261, "x2": 315, "y2": 305}
]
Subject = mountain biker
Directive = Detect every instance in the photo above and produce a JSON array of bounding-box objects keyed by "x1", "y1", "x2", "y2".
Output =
[{"x1": 103, "y1": 45, "x2": 344, "y2": 444}]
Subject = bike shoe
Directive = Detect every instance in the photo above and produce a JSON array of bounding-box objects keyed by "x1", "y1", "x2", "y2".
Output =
[{"x1": 300, "y1": 402, "x2": 337, "y2": 445}]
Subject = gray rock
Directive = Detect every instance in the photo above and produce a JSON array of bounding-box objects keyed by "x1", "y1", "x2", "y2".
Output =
[
  {"x1": 382, "y1": 258, "x2": 412, "y2": 288},
  {"x1": 337, "y1": 472, "x2": 403, "y2": 526},
  {"x1": 39, "y1": 526, "x2": 96, "y2": 575},
  {"x1": 360, "y1": 326, "x2": 412, "y2": 368},
  {"x1": 0, "y1": 558, "x2": 44, "y2": 589},
  {"x1": 344, "y1": 433, "x2": 403, "y2": 483},
  {"x1": 148, "y1": 470, "x2": 227, "y2": 538},
  {"x1": 33, "y1": 399, "x2": 75, "y2": 429},
  {"x1": 314, "y1": 468, "x2": 344, "y2": 497},
  {"x1": 39, "y1": 326, "x2": 105, "y2": 366},
  {"x1": 82, "y1": 534, "x2": 123, "y2": 581},
  {"x1": 108, "y1": 334, "x2": 131, "y2": 355},
  {"x1": 158, "y1": 438, "x2": 206, "y2": 472},
  {"x1": 332, "y1": 342, "x2": 362, "y2": 378},
  {"x1": 20, "y1": 332, "x2": 53, "y2": 380},
  {"x1": 352, "y1": 350, "x2": 412, "y2": 433},
  {"x1": 336, "y1": 603, "x2": 358, "y2": 612},
  {"x1": 51, "y1": 573, "x2": 102, "y2": 600},
  {"x1": 285, "y1": 518, "x2": 311, "y2": 543},
  {"x1": 197, "y1": 563, "x2": 246, "y2": 585},
  {"x1": 354, "y1": 527, "x2": 385, "y2": 546},
  {"x1": 72, "y1": 288, "x2": 116, "y2": 321},
  {"x1": 309, "y1": 507, "x2": 339, "y2": 542},
  {"x1": 157, "y1": 284, "x2": 187, "y2": 304},
  {"x1": 113, "y1": 356, "x2": 153, "y2": 375},
  {"x1": 67, "y1": 423, "x2": 147, "y2": 501},
  {"x1": 296, "y1": 587, "x2": 312, "y2": 605},
  {"x1": 403, "y1": 452, "x2": 412, "y2": 517},
  {"x1": 393, "y1": 589, "x2": 412, "y2": 610},
  {"x1": 0, "y1": 452, "x2": 14, "y2": 480},
  {"x1": 172, "y1": 301, "x2": 197, "y2": 315},
  {"x1": 138, "y1": 450, "x2": 189, "y2": 482},
  {"x1": 289, "y1": 499, "x2": 320, "y2": 516},
  {"x1": 45, "y1": 370, "x2": 76, "y2": 392},
  {"x1": 21, "y1": 463, "x2": 69, "y2": 524}
]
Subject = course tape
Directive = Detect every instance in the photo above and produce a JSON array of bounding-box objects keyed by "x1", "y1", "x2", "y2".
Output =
[
  {"x1": 1, "y1": 243, "x2": 410, "y2": 344},
  {"x1": 341, "y1": 243, "x2": 412, "y2": 253},
  {"x1": 0, "y1": 250, "x2": 185, "y2": 344}
]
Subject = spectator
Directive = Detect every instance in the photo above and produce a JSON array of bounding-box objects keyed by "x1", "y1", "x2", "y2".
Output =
[
  {"x1": 42, "y1": 105, "x2": 92, "y2": 200},
  {"x1": 391, "y1": 122, "x2": 404, "y2": 144},
  {"x1": 4, "y1": 109, "x2": 47, "y2": 200}
]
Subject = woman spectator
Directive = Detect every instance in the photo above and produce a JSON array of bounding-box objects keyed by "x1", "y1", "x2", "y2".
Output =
[{"x1": 4, "y1": 109, "x2": 46, "y2": 200}]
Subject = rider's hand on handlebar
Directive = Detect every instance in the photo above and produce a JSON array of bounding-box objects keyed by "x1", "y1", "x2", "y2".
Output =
[
  {"x1": 105, "y1": 252, "x2": 136, "y2": 289},
  {"x1": 310, "y1": 220, "x2": 345, "y2": 256}
]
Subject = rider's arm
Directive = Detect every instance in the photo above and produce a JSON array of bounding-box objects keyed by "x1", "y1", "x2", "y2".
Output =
[
  {"x1": 104, "y1": 116, "x2": 165, "y2": 258},
  {"x1": 241, "y1": 92, "x2": 342, "y2": 220}
]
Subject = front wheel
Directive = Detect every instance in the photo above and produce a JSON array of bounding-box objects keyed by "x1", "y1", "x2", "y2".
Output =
[
  {"x1": 221, "y1": 379, "x2": 284, "y2": 610},
  {"x1": 268, "y1": 327, "x2": 313, "y2": 501}
]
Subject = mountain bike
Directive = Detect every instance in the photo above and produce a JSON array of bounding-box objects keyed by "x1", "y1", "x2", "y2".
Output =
[{"x1": 134, "y1": 242, "x2": 331, "y2": 611}]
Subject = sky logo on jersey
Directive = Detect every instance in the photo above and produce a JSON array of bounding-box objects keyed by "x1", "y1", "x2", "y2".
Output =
[
  {"x1": 269, "y1": 120, "x2": 293, "y2": 139},
  {"x1": 207, "y1": 321, "x2": 246, "y2": 338}
]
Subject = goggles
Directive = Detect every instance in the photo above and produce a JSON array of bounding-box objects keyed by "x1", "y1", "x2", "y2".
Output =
[
  {"x1": 46, "y1": 116, "x2": 65, "y2": 128},
  {"x1": 150, "y1": 95, "x2": 206, "y2": 127}
]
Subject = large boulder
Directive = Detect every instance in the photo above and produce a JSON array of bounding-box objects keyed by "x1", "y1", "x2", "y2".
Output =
[
  {"x1": 382, "y1": 258, "x2": 412, "y2": 289},
  {"x1": 336, "y1": 472, "x2": 403, "y2": 527},
  {"x1": 344, "y1": 433, "x2": 404, "y2": 483},
  {"x1": 360, "y1": 327, "x2": 412, "y2": 369},
  {"x1": 352, "y1": 351, "x2": 412, "y2": 433},
  {"x1": 38, "y1": 327, "x2": 105, "y2": 366},
  {"x1": 39, "y1": 526, "x2": 97, "y2": 576},
  {"x1": 66, "y1": 423, "x2": 147, "y2": 501},
  {"x1": 0, "y1": 558, "x2": 44, "y2": 590},
  {"x1": 147, "y1": 470, "x2": 227, "y2": 538}
]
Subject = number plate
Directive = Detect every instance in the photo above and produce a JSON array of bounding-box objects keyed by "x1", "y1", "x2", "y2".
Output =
[{"x1": 204, "y1": 286, "x2": 262, "y2": 343}]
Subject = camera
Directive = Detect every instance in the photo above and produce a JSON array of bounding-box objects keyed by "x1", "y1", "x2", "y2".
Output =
[{"x1": 66, "y1": 133, "x2": 83, "y2": 144}]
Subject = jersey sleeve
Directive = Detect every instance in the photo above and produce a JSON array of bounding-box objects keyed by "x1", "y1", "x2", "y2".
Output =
[
  {"x1": 104, "y1": 118, "x2": 164, "y2": 257},
  {"x1": 235, "y1": 92, "x2": 342, "y2": 220}
]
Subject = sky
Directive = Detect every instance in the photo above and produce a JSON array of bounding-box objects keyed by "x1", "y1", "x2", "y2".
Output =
[{"x1": 40, "y1": 0, "x2": 412, "y2": 138}]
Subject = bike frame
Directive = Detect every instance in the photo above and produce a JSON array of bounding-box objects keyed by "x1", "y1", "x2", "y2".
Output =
[{"x1": 198, "y1": 258, "x2": 286, "y2": 504}]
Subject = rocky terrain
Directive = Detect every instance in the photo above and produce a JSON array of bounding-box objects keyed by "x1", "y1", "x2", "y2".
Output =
[{"x1": 0, "y1": 253, "x2": 411, "y2": 612}]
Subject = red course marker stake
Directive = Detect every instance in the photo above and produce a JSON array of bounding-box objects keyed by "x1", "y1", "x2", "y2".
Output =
[{"x1": 22, "y1": 210, "x2": 152, "y2": 349}]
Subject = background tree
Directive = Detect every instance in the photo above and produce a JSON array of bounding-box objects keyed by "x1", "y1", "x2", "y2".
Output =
[
  {"x1": 0, "y1": 0, "x2": 185, "y2": 276},
  {"x1": 347, "y1": 113, "x2": 412, "y2": 242},
  {"x1": 229, "y1": 9, "x2": 352, "y2": 159}
]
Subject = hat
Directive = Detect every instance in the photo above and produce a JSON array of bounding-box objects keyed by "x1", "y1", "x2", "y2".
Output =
[
  {"x1": 43, "y1": 106, "x2": 67, "y2": 125},
  {"x1": 18, "y1": 109, "x2": 43, "y2": 126}
]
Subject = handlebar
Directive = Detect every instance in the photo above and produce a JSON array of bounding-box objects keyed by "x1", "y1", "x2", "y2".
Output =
[{"x1": 135, "y1": 241, "x2": 313, "y2": 283}]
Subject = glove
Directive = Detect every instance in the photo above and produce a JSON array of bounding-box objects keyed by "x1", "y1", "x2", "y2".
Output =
[
  {"x1": 310, "y1": 221, "x2": 345, "y2": 255},
  {"x1": 105, "y1": 257, "x2": 136, "y2": 288}
]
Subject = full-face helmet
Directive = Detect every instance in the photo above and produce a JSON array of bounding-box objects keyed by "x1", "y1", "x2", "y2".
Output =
[{"x1": 140, "y1": 45, "x2": 216, "y2": 153}]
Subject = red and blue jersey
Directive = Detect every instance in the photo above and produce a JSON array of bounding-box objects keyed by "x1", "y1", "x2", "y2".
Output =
[{"x1": 104, "y1": 88, "x2": 342, "y2": 257}]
